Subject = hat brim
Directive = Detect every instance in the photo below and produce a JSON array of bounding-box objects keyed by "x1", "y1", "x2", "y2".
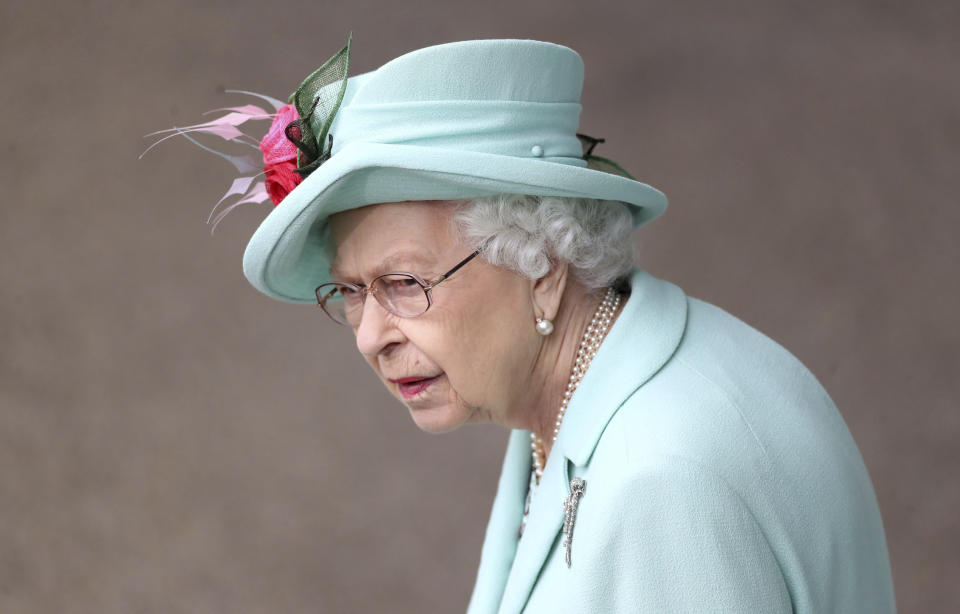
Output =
[{"x1": 242, "y1": 141, "x2": 668, "y2": 303}]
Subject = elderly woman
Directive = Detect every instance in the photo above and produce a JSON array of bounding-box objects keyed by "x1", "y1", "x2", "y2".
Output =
[{"x1": 163, "y1": 38, "x2": 896, "y2": 613}]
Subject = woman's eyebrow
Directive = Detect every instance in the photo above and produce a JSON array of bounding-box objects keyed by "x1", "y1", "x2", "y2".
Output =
[{"x1": 330, "y1": 251, "x2": 436, "y2": 281}]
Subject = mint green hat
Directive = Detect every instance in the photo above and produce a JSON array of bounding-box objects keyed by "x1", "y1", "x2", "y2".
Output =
[{"x1": 241, "y1": 38, "x2": 667, "y2": 303}]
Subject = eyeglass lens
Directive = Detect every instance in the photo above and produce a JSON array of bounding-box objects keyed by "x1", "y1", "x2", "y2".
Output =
[{"x1": 317, "y1": 274, "x2": 430, "y2": 325}]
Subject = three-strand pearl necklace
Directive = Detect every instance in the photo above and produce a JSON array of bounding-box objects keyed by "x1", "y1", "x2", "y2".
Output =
[{"x1": 530, "y1": 286, "x2": 621, "y2": 483}]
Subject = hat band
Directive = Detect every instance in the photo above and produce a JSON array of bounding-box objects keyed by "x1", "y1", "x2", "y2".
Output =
[{"x1": 331, "y1": 100, "x2": 586, "y2": 166}]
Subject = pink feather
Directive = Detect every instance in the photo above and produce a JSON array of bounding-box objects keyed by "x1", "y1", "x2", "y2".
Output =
[
  {"x1": 207, "y1": 176, "x2": 259, "y2": 223},
  {"x1": 209, "y1": 181, "x2": 270, "y2": 234},
  {"x1": 202, "y1": 104, "x2": 270, "y2": 117}
]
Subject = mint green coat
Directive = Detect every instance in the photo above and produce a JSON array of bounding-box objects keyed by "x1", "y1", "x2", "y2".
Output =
[{"x1": 467, "y1": 269, "x2": 896, "y2": 613}]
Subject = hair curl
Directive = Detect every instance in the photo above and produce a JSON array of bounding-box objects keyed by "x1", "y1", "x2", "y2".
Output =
[{"x1": 452, "y1": 194, "x2": 636, "y2": 290}]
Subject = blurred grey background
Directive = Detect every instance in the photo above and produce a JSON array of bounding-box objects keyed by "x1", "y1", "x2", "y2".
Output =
[{"x1": 1, "y1": 0, "x2": 957, "y2": 612}]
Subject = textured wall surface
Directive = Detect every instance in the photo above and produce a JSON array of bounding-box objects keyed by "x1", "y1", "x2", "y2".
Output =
[{"x1": 1, "y1": 1, "x2": 957, "y2": 612}]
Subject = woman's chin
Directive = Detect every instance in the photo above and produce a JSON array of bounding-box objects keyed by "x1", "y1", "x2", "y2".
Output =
[
  {"x1": 406, "y1": 403, "x2": 470, "y2": 434},
  {"x1": 390, "y1": 374, "x2": 469, "y2": 433}
]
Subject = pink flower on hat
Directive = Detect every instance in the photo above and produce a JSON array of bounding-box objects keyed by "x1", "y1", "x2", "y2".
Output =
[
  {"x1": 263, "y1": 159, "x2": 302, "y2": 206},
  {"x1": 259, "y1": 104, "x2": 303, "y2": 204},
  {"x1": 141, "y1": 35, "x2": 352, "y2": 231}
]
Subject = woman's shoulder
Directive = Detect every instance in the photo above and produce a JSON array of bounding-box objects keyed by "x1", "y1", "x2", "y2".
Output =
[
  {"x1": 679, "y1": 294, "x2": 827, "y2": 396},
  {"x1": 583, "y1": 288, "x2": 895, "y2": 614},
  {"x1": 595, "y1": 272, "x2": 849, "y2": 474},
  {"x1": 595, "y1": 283, "x2": 881, "y2": 538}
]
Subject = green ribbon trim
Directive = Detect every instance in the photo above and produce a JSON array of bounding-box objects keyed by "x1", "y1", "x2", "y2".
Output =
[
  {"x1": 583, "y1": 154, "x2": 636, "y2": 180},
  {"x1": 576, "y1": 132, "x2": 636, "y2": 180}
]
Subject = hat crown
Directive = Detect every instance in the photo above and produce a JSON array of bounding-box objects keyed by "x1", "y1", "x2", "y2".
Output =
[
  {"x1": 349, "y1": 39, "x2": 584, "y2": 105},
  {"x1": 329, "y1": 40, "x2": 588, "y2": 164}
]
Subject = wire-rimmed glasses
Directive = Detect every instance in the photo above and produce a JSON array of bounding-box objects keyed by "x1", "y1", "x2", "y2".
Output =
[{"x1": 315, "y1": 247, "x2": 483, "y2": 326}]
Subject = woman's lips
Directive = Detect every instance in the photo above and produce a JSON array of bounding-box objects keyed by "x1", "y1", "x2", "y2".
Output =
[{"x1": 391, "y1": 375, "x2": 442, "y2": 399}]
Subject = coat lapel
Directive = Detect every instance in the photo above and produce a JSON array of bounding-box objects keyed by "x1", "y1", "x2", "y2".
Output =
[
  {"x1": 496, "y1": 443, "x2": 568, "y2": 614},
  {"x1": 466, "y1": 429, "x2": 531, "y2": 614}
]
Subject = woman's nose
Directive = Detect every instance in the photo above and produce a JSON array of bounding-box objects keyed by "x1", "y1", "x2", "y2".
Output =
[{"x1": 354, "y1": 295, "x2": 403, "y2": 357}]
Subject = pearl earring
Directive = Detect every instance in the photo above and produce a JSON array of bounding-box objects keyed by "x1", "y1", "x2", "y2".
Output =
[{"x1": 535, "y1": 317, "x2": 554, "y2": 336}]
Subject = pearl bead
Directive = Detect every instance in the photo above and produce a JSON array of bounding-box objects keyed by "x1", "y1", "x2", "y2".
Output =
[{"x1": 535, "y1": 317, "x2": 554, "y2": 336}]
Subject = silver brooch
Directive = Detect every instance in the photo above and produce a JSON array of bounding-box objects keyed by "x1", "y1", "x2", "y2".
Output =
[{"x1": 562, "y1": 477, "x2": 586, "y2": 567}]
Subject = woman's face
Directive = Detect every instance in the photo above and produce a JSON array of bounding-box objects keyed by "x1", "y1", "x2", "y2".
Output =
[{"x1": 328, "y1": 201, "x2": 543, "y2": 433}]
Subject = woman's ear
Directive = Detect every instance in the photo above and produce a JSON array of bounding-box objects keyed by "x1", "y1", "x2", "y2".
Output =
[{"x1": 531, "y1": 259, "x2": 569, "y2": 322}]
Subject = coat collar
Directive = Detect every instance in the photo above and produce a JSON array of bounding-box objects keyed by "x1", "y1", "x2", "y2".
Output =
[
  {"x1": 468, "y1": 269, "x2": 688, "y2": 614},
  {"x1": 553, "y1": 268, "x2": 688, "y2": 467}
]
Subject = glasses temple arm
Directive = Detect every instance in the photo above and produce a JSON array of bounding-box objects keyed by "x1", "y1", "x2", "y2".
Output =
[{"x1": 425, "y1": 247, "x2": 484, "y2": 289}]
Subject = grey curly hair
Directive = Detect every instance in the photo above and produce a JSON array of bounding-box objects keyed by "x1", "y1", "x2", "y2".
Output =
[{"x1": 452, "y1": 194, "x2": 637, "y2": 291}]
